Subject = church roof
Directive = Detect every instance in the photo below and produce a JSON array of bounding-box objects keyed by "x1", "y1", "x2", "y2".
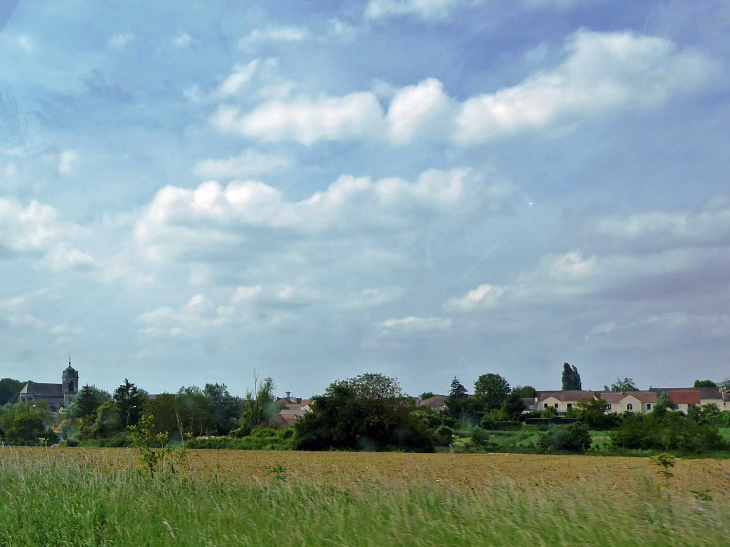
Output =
[
  {"x1": 20, "y1": 382, "x2": 63, "y2": 395},
  {"x1": 64, "y1": 365, "x2": 77, "y2": 374}
]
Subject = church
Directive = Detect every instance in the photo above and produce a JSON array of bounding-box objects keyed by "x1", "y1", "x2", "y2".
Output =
[{"x1": 18, "y1": 360, "x2": 79, "y2": 412}]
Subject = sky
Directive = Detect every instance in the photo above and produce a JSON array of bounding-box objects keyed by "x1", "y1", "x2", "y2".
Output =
[{"x1": 1, "y1": 0, "x2": 729, "y2": 398}]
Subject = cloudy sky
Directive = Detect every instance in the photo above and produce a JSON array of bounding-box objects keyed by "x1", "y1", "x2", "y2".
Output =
[{"x1": 1, "y1": 0, "x2": 729, "y2": 397}]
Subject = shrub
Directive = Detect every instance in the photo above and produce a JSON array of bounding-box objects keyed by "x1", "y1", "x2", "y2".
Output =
[
  {"x1": 278, "y1": 428, "x2": 295, "y2": 440},
  {"x1": 433, "y1": 425, "x2": 454, "y2": 447},
  {"x1": 538, "y1": 422, "x2": 592, "y2": 453},
  {"x1": 610, "y1": 412, "x2": 728, "y2": 453},
  {"x1": 470, "y1": 427, "x2": 490, "y2": 448},
  {"x1": 250, "y1": 426, "x2": 276, "y2": 438}
]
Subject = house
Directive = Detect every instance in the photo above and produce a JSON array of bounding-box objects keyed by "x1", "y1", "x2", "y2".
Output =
[
  {"x1": 650, "y1": 387, "x2": 726, "y2": 411},
  {"x1": 273, "y1": 409, "x2": 306, "y2": 427},
  {"x1": 536, "y1": 391, "x2": 596, "y2": 414},
  {"x1": 598, "y1": 391, "x2": 657, "y2": 414},
  {"x1": 521, "y1": 398, "x2": 537, "y2": 413},
  {"x1": 276, "y1": 391, "x2": 303, "y2": 408},
  {"x1": 666, "y1": 391, "x2": 701, "y2": 412},
  {"x1": 418, "y1": 395, "x2": 447, "y2": 412}
]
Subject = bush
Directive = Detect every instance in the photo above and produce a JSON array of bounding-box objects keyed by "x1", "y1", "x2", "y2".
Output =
[
  {"x1": 610, "y1": 412, "x2": 728, "y2": 453},
  {"x1": 538, "y1": 423, "x2": 592, "y2": 453},
  {"x1": 433, "y1": 425, "x2": 454, "y2": 447},
  {"x1": 278, "y1": 428, "x2": 295, "y2": 440},
  {"x1": 250, "y1": 426, "x2": 276, "y2": 438},
  {"x1": 470, "y1": 427, "x2": 490, "y2": 448}
]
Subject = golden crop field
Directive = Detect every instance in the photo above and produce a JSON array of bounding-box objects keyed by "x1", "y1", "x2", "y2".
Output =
[{"x1": 5, "y1": 447, "x2": 730, "y2": 498}]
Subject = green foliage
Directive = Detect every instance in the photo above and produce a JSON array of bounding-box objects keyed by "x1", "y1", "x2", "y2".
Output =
[
  {"x1": 203, "y1": 383, "x2": 241, "y2": 436},
  {"x1": 610, "y1": 412, "x2": 728, "y2": 453},
  {"x1": 538, "y1": 422, "x2": 592, "y2": 453},
  {"x1": 294, "y1": 374, "x2": 434, "y2": 452},
  {"x1": 433, "y1": 425, "x2": 453, "y2": 447},
  {"x1": 0, "y1": 378, "x2": 27, "y2": 405},
  {"x1": 69, "y1": 385, "x2": 112, "y2": 421},
  {"x1": 576, "y1": 398, "x2": 615, "y2": 429},
  {"x1": 503, "y1": 389, "x2": 526, "y2": 420},
  {"x1": 652, "y1": 391, "x2": 677, "y2": 419},
  {"x1": 470, "y1": 426, "x2": 490, "y2": 448},
  {"x1": 694, "y1": 380, "x2": 717, "y2": 388},
  {"x1": 4, "y1": 401, "x2": 54, "y2": 445},
  {"x1": 113, "y1": 379, "x2": 142, "y2": 428},
  {"x1": 541, "y1": 406, "x2": 558, "y2": 418},
  {"x1": 240, "y1": 375, "x2": 279, "y2": 432},
  {"x1": 419, "y1": 392, "x2": 435, "y2": 400},
  {"x1": 561, "y1": 363, "x2": 582, "y2": 391},
  {"x1": 448, "y1": 377, "x2": 467, "y2": 399},
  {"x1": 514, "y1": 385, "x2": 536, "y2": 398},
  {"x1": 604, "y1": 378, "x2": 637, "y2": 392},
  {"x1": 127, "y1": 415, "x2": 179, "y2": 475},
  {"x1": 473, "y1": 374, "x2": 510, "y2": 410}
]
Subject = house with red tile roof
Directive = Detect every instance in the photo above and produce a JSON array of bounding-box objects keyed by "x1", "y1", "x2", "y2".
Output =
[
  {"x1": 598, "y1": 391, "x2": 657, "y2": 413},
  {"x1": 418, "y1": 395, "x2": 447, "y2": 412},
  {"x1": 536, "y1": 391, "x2": 596, "y2": 414}
]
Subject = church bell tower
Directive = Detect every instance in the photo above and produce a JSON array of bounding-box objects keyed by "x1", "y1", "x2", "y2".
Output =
[{"x1": 62, "y1": 357, "x2": 79, "y2": 406}]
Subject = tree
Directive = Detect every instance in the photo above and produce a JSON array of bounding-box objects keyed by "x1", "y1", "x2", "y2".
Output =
[
  {"x1": 652, "y1": 391, "x2": 677, "y2": 418},
  {"x1": 473, "y1": 374, "x2": 510, "y2": 410},
  {"x1": 113, "y1": 379, "x2": 142, "y2": 428},
  {"x1": 576, "y1": 398, "x2": 611, "y2": 428},
  {"x1": 503, "y1": 389, "x2": 526, "y2": 420},
  {"x1": 433, "y1": 425, "x2": 453, "y2": 447},
  {"x1": 0, "y1": 379, "x2": 27, "y2": 405},
  {"x1": 240, "y1": 374, "x2": 280, "y2": 432},
  {"x1": 514, "y1": 385, "x2": 536, "y2": 398},
  {"x1": 6, "y1": 401, "x2": 54, "y2": 445},
  {"x1": 561, "y1": 363, "x2": 582, "y2": 391},
  {"x1": 538, "y1": 422, "x2": 592, "y2": 453},
  {"x1": 420, "y1": 392, "x2": 436, "y2": 400},
  {"x1": 295, "y1": 373, "x2": 434, "y2": 452},
  {"x1": 204, "y1": 383, "x2": 241, "y2": 436},
  {"x1": 177, "y1": 385, "x2": 215, "y2": 437},
  {"x1": 449, "y1": 377, "x2": 467, "y2": 399},
  {"x1": 69, "y1": 385, "x2": 111, "y2": 421},
  {"x1": 604, "y1": 378, "x2": 637, "y2": 392},
  {"x1": 694, "y1": 380, "x2": 717, "y2": 388}
]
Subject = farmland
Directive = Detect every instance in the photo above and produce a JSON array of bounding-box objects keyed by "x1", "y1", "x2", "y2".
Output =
[{"x1": 1, "y1": 448, "x2": 729, "y2": 545}]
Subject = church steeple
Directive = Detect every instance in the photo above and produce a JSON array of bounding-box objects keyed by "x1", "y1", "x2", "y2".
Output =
[{"x1": 62, "y1": 358, "x2": 79, "y2": 406}]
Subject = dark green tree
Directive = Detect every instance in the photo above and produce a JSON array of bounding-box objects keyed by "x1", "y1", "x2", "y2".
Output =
[
  {"x1": 113, "y1": 379, "x2": 142, "y2": 428},
  {"x1": 420, "y1": 392, "x2": 436, "y2": 400},
  {"x1": 473, "y1": 374, "x2": 510, "y2": 410},
  {"x1": 503, "y1": 389, "x2": 526, "y2": 420},
  {"x1": 70, "y1": 385, "x2": 111, "y2": 421},
  {"x1": 0, "y1": 379, "x2": 27, "y2": 405},
  {"x1": 295, "y1": 373, "x2": 434, "y2": 452},
  {"x1": 576, "y1": 398, "x2": 614, "y2": 429},
  {"x1": 561, "y1": 363, "x2": 581, "y2": 391},
  {"x1": 514, "y1": 385, "x2": 537, "y2": 398},
  {"x1": 694, "y1": 380, "x2": 717, "y2": 388},
  {"x1": 652, "y1": 391, "x2": 677, "y2": 418},
  {"x1": 240, "y1": 375, "x2": 279, "y2": 432},
  {"x1": 177, "y1": 385, "x2": 215, "y2": 437},
  {"x1": 449, "y1": 377, "x2": 467, "y2": 399},
  {"x1": 204, "y1": 383, "x2": 241, "y2": 436},
  {"x1": 604, "y1": 378, "x2": 637, "y2": 392}
]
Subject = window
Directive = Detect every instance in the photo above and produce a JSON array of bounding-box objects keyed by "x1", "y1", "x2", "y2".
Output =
[
  {"x1": 646, "y1": 404, "x2": 651, "y2": 410},
  {"x1": 627, "y1": 403, "x2": 633, "y2": 410},
  {"x1": 69, "y1": 381, "x2": 74, "y2": 392},
  {"x1": 607, "y1": 403, "x2": 612, "y2": 410},
  {"x1": 554, "y1": 403, "x2": 559, "y2": 408},
  {"x1": 544, "y1": 403, "x2": 548, "y2": 409},
  {"x1": 567, "y1": 403, "x2": 572, "y2": 409}
]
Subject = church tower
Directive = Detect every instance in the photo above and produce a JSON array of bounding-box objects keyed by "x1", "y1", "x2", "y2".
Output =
[{"x1": 62, "y1": 358, "x2": 79, "y2": 406}]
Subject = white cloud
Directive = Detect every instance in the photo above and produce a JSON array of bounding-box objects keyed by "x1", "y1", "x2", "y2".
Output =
[
  {"x1": 109, "y1": 33, "x2": 134, "y2": 50},
  {"x1": 444, "y1": 284, "x2": 506, "y2": 311},
  {"x1": 337, "y1": 287, "x2": 405, "y2": 309},
  {"x1": 327, "y1": 19, "x2": 360, "y2": 42},
  {"x1": 375, "y1": 316, "x2": 452, "y2": 334},
  {"x1": 216, "y1": 60, "x2": 260, "y2": 97},
  {"x1": 591, "y1": 193, "x2": 730, "y2": 252},
  {"x1": 365, "y1": 0, "x2": 472, "y2": 21},
  {"x1": 212, "y1": 91, "x2": 385, "y2": 144},
  {"x1": 43, "y1": 150, "x2": 79, "y2": 175},
  {"x1": 135, "y1": 167, "x2": 511, "y2": 259},
  {"x1": 212, "y1": 31, "x2": 713, "y2": 146},
  {"x1": 18, "y1": 35, "x2": 33, "y2": 53},
  {"x1": 453, "y1": 30, "x2": 715, "y2": 144},
  {"x1": 193, "y1": 149, "x2": 292, "y2": 179},
  {"x1": 244, "y1": 26, "x2": 310, "y2": 44},
  {"x1": 173, "y1": 32, "x2": 193, "y2": 48}
]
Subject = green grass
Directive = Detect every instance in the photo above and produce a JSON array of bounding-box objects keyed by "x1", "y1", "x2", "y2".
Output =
[
  {"x1": 719, "y1": 427, "x2": 730, "y2": 442},
  {"x1": 0, "y1": 452, "x2": 727, "y2": 545}
]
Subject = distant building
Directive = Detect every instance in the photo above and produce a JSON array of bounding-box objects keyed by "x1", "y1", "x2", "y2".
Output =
[
  {"x1": 18, "y1": 359, "x2": 79, "y2": 412},
  {"x1": 418, "y1": 395, "x2": 447, "y2": 412}
]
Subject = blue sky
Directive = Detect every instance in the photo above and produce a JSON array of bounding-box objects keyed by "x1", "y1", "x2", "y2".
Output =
[{"x1": 1, "y1": 0, "x2": 729, "y2": 397}]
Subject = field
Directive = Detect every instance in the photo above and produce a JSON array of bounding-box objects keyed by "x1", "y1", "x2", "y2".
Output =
[{"x1": 1, "y1": 448, "x2": 728, "y2": 545}]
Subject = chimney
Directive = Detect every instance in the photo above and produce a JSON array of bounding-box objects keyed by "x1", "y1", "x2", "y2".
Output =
[{"x1": 286, "y1": 391, "x2": 291, "y2": 399}]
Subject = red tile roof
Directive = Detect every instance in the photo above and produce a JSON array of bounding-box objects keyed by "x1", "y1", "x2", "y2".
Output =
[
  {"x1": 599, "y1": 391, "x2": 658, "y2": 404},
  {"x1": 419, "y1": 395, "x2": 447, "y2": 408},
  {"x1": 668, "y1": 391, "x2": 701, "y2": 405},
  {"x1": 537, "y1": 391, "x2": 595, "y2": 402}
]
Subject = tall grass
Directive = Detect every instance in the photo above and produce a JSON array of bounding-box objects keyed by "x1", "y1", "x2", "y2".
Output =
[{"x1": 0, "y1": 451, "x2": 725, "y2": 546}]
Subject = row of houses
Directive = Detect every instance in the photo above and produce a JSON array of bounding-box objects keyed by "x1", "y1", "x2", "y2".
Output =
[
  {"x1": 415, "y1": 387, "x2": 730, "y2": 415},
  {"x1": 273, "y1": 387, "x2": 730, "y2": 423}
]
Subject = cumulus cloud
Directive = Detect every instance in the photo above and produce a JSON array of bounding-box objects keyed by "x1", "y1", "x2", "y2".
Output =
[
  {"x1": 365, "y1": 0, "x2": 474, "y2": 21},
  {"x1": 375, "y1": 316, "x2": 452, "y2": 334},
  {"x1": 193, "y1": 149, "x2": 292, "y2": 179},
  {"x1": 109, "y1": 33, "x2": 134, "y2": 50},
  {"x1": 244, "y1": 26, "x2": 310, "y2": 44},
  {"x1": 216, "y1": 60, "x2": 260, "y2": 97},
  {"x1": 0, "y1": 198, "x2": 94, "y2": 270},
  {"x1": 337, "y1": 287, "x2": 405, "y2": 309},
  {"x1": 590, "y1": 193, "x2": 730, "y2": 252},
  {"x1": 444, "y1": 284, "x2": 506, "y2": 311},
  {"x1": 135, "y1": 167, "x2": 512, "y2": 259},
  {"x1": 212, "y1": 31, "x2": 713, "y2": 146}
]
